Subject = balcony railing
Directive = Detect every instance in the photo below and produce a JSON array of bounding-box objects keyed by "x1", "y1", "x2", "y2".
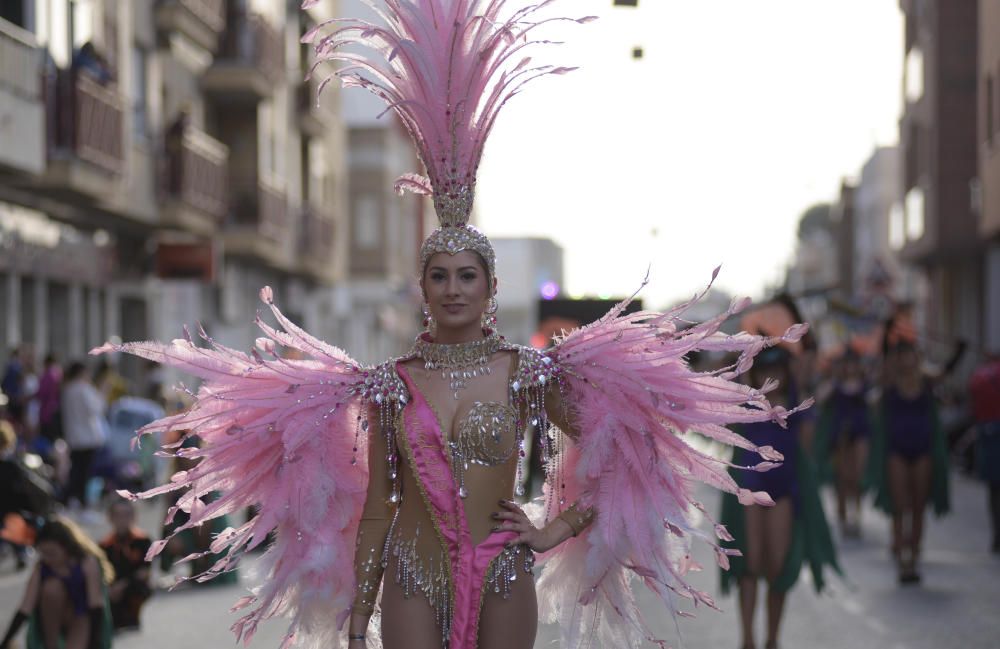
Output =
[
  {"x1": 0, "y1": 18, "x2": 41, "y2": 99},
  {"x1": 300, "y1": 206, "x2": 335, "y2": 261},
  {"x1": 50, "y1": 70, "x2": 125, "y2": 175},
  {"x1": 231, "y1": 180, "x2": 287, "y2": 243},
  {"x1": 165, "y1": 126, "x2": 229, "y2": 222},
  {"x1": 218, "y1": 10, "x2": 283, "y2": 81},
  {"x1": 155, "y1": 0, "x2": 226, "y2": 50},
  {"x1": 179, "y1": 0, "x2": 225, "y2": 32}
]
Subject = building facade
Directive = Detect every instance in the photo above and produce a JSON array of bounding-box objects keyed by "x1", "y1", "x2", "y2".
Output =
[
  {"x1": 979, "y1": 0, "x2": 1000, "y2": 354},
  {"x1": 0, "y1": 0, "x2": 347, "y2": 388},
  {"x1": 898, "y1": 0, "x2": 982, "y2": 373}
]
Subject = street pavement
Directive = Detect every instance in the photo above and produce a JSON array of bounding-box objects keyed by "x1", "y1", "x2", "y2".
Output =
[{"x1": 1, "y1": 472, "x2": 997, "y2": 648}]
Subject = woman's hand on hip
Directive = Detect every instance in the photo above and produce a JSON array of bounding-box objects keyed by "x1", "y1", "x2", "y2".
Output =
[{"x1": 492, "y1": 500, "x2": 570, "y2": 553}]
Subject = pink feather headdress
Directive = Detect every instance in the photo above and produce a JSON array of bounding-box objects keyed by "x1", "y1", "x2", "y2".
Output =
[{"x1": 301, "y1": 0, "x2": 594, "y2": 273}]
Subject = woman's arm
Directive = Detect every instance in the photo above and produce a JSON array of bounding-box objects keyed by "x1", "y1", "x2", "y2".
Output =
[
  {"x1": 0, "y1": 563, "x2": 41, "y2": 648},
  {"x1": 82, "y1": 556, "x2": 105, "y2": 649},
  {"x1": 348, "y1": 404, "x2": 397, "y2": 646},
  {"x1": 494, "y1": 380, "x2": 597, "y2": 551}
]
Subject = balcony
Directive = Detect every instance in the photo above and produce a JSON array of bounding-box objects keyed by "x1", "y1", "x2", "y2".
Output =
[
  {"x1": 297, "y1": 78, "x2": 326, "y2": 138},
  {"x1": 160, "y1": 125, "x2": 229, "y2": 235},
  {"x1": 202, "y1": 10, "x2": 284, "y2": 104},
  {"x1": 41, "y1": 69, "x2": 125, "y2": 200},
  {"x1": 224, "y1": 180, "x2": 290, "y2": 268},
  {"x1": 0, "y1": 18, "x2": 45, "y2": 175},
  {"x1": 155, "y1": 0, "x2": 226, "y2": 53},
  {"x1": 299, "y1": 206, "x2": 336, "y2": 280}
]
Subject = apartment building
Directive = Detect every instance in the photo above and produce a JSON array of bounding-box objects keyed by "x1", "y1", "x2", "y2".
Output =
[
  {"x1": 898, "y1": 0, "x2": 982, "y2": 372},
  {"x1": 980, "y1": 0, "x2": 1000, "y2": 354},
  {"x1": 0, "y1": 0, "x2": 347, "y2": 386}
]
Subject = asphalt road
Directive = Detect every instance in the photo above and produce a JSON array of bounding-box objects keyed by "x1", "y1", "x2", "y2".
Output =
[{"x1": 1, "y1": 472, "x2": 997, "y2": 648}]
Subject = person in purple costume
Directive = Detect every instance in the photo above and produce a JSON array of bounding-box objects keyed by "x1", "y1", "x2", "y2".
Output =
[
  {"x1": 868, "y1": 342, "x2": 949, "y2": 584},
  {"x1": 816, "y1": 351, "x2": 872, "y2": 537}
]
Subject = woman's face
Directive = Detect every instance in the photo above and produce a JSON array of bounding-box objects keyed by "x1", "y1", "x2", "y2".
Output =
[
  {"x1": 421, "y1": 251, "x2": 495, "y2": 336},
  {"x1": 895, "y1": 347, "x2": 921, "y2": 377},
  {"x1": 36, "y1": 540, "x2": 70, "y2": 571}
]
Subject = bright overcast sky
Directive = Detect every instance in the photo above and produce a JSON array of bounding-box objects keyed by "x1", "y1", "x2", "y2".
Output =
[{"x1": 477, "y1": 0, "x2": 904, "y2": 308}]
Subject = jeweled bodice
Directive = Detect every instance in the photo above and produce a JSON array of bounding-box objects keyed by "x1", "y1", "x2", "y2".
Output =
[{"x1": 453, "y1": 401, "x2": 519, "y2": 467}]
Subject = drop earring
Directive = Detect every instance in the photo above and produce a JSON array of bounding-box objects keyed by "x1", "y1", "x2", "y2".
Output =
[
  {"x1": 482, "y1": 296, "x2": 498, "y2": 331},
  {"x1": 422, "y1": 302, "x2": 436, "y2": 337}
]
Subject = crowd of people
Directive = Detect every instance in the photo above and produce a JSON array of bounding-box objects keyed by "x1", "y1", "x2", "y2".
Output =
[{"x1": 0, "y1": 346, "x2": 235, "y2": 649}]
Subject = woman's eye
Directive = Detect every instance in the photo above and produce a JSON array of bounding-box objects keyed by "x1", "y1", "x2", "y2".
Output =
[
  {"x1": 461, "y1": 273, "x2": 476, "y2": 281},
  {"x1": 430, "y1": 273, "x2": 445, "y2": 281}
]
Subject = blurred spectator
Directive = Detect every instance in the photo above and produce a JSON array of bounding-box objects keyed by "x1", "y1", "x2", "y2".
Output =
[
  {"x1": 969, "y1": 353, "x2": 1000, "y2": 554},
  {"x1": 868, "y1": 343, "x2": 950, "y2": 584},
  {"x1": 61, "y1": 363, "x2": 108, "y2": 512},
  {"x1": 143, "y1": 360, "x2": 167, "y2": 409},
  {"x1": 21, "y1": 350, "x2": 40, "y2": 440},
  {"x1": 70, "y1": 41, "x2": 112, "y2": 85},
  {"x1": 158, "y1": 431, "x2": 238, "y2": 587},
  {"x1": 36, "y1": 354, "x2": 63, "y2": 443},
  {"x1": 93, "y1": 361, "x2": 128, "y2": 408},
  {"x1": 0, "y1": 517, "x2": 113, "y2": 649},
  {"x1": 2, "y1": 346, "x2": 26, "y2": 430},
  {"x1": 99, "y1": 501, "x2": 151, "y2": 631}
]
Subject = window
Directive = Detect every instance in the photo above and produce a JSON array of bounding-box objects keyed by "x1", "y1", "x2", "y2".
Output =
[
  {"x1": 904, "y1": 186, "x2": 925, "y2": 242},
  {"x1": 131, "y1": 44, "x2": 148, "y2": 138},
  {"x1": 904, "y1": 47, "x2": 924, "y2": 103},
  {"x1": 996, "y1": 62, "x2": 1000, "y2": 138},
  {"x1": 0, "y1": 0, "x2": 32, "y2": 30},
  {"x1": 354, "y1": 196, "x2": 379, "y2": 248},
  {"x1": 987, "y1": 75, "x2": 994, "y2": 147},
  {"x1": 889, "y1": 203, "x2": 906, "y2": 250}
]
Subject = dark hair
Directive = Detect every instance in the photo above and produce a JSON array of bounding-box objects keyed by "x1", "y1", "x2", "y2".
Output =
[
  {"x1": 44, "y1": 353, "x2": 57, "y2": 366},
  {"x1": 65, "y1": 361, "x2": 88, "y2": 382},
  {"x1": 93, "y1": 359, "x2": 111, "y2": 379},
  {"x1": 107, "y1": 499, "x2": 135, "y2": 516},
  {"x1": 0, "y1": 420, "x2": 15, "y2": 454},
  {"x1": 754, "y1": 345, "x2": 793, "y2": 370},
  {"x1": 36, "y1": 518, "x2": 115, "y2": 584}
]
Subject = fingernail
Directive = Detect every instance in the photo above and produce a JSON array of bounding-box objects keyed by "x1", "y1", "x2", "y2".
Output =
[
  {"x1": 491, "y1": 526, "x2": 500, "y2": 532},
  {"x1": 490, "y1": 512, "x2": 498, "y2": 519},
  {"x1": 498, "y1": 499, "x2": 506, "y2": 506}
]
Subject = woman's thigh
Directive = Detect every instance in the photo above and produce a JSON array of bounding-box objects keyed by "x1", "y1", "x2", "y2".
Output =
[
  {"x1": 887, "y1": 454, "x2": 913, "y2": 511},
  {"x1": 380, "y1": 578, "x2": 443, "y2": 649},
  {"x1": 478, "y1": 568, "x2": 538, "y2": 649}
]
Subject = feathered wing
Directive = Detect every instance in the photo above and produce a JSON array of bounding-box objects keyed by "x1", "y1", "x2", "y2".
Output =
[
  {"x1": 91, "y1": 287, "x2": 370, "y2": 649},
  {"x1": 539, "y1": 270, "x2": 813, "y2": 648}
]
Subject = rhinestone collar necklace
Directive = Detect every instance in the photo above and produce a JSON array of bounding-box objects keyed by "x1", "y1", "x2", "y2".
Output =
[{"x1": 409, "y1": 330, "x2": 505, "y2": 398}]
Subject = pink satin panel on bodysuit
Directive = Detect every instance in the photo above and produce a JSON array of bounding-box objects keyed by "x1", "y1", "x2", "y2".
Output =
[{"x1": 397, "y1": 365, "x2": 517, "y2": 649}]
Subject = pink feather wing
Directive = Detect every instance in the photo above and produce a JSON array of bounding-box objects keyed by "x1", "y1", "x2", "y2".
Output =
[
  {"x1": 539, "y1": 272, "x2": 812, "y2": 647},
  {"x1": 92, "y1": 287, "x2": 369, "y2": 649}
]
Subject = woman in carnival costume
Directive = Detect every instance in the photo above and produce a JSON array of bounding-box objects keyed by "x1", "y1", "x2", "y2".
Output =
[
  {"x1": 867, "y1": 342, "x2": 949, "y2": 584},
  {"x1": 1, "y1": 517, "x2": 114, "y2": 649},
  {"x1": 719, "y1": 338, "x2": 839, "y2": 649},
  {"x1": 813, "y1": 349, "x2": 874, "y2": 537},
  {"x1": 91, "y1": 2, "x2": 810, "y2": 647}
]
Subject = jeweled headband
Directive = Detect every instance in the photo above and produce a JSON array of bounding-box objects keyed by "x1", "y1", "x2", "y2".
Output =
[
  {"x1": 420, "y1": 224, "x2": 496, "y2": 277},
  {"x1": 302, "y1": 0, "x2": 593, "y2": 277}
]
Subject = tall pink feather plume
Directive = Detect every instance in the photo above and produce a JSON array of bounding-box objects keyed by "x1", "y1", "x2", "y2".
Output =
[
  {"x1": 91, "y1": 288, "x2": 369, "y2": 649},
  {"x1": 301, "y1": 1, "x2": 595, "y2": 211},
  {"x1": 538, "y1": 272, "x2": 811, "y2": 647}
]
